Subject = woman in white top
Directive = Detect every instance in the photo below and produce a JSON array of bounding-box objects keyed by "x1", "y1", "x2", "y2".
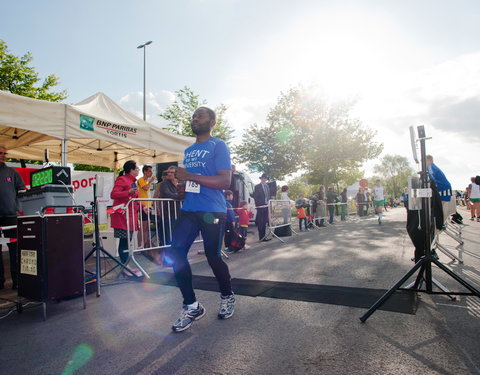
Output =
[
  {"x1": 280, "y1": 185, "x2": 294, "y2": 224},
  {"x1": 468, "y1": 177, "x2": 480, "y2": 221}
]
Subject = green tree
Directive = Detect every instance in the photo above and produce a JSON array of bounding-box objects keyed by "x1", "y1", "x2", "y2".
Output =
[
  {"x1": 373, "y1": 154, "x2": 415, "y2": 197},
  {"x1": 283, "y1": 175, "x2": 316, "y2": 201},
  {"x1": 300, "y1": 93, "x2": 383, "y2": 187},
  {"x1": 234, "y1": 85, "x2": 383, "y2": 184},
  {"x1": 234, "y1": 88, "x2": 313, "y2": 180},
  {"x1": 73, "y1": 164, "x2": 113, "y2": 172},
  {"x1": 0, "y1": 39, "x2": 67, "y2": 102},
  {"x1": 233, "y1": 121, "x2": 304, "y2": 180},
  {"x1": 159, "y1": 86, "x2": 234, "y2": 144}
]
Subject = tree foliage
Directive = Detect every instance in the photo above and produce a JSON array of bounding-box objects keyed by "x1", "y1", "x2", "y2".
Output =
[
  {"x1": 233, "y1": 122, "x2": 304, "y2": 180},
  {"x1": 159, "y1": 86, "x2": 234, "y2": 145},
  {"x1": 282, "y1": 175, "x2": 317, "y2": 201},
  {"x1": 73, "y1": 164, "x2": 113, "y2": 172},
  {"x1": 373, "y1": 154, "x2": 415, "y2": 197},
  {"x1": 234, "y1": 85, "x2": 383, "y2": 185},
  {"x1": 0, "y1": 39, "x2": 67, "y2": 102}
]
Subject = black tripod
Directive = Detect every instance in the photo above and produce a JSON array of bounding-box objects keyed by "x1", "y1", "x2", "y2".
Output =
[
  {"x1": 360, "y1": 126, "x2": 480, "y2": 322},
  {"x1": 84, "y1": 182, "x2": 140, "y2": 297}
]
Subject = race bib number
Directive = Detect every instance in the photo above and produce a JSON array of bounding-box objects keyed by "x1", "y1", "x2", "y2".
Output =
[{"x1": 185, "y1": 180, "x2": 200, "y2": 193}]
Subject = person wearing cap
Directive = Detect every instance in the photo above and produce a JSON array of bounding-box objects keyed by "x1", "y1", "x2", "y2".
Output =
[
  {"x1": 0, "y1": 145, "x2": 25, "y2": 290},
  {"x1": 253, "y1": 173, "x2": 271, "y2": 241}
]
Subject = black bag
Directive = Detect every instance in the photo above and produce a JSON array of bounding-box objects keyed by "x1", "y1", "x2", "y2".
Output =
[
  {"x1": 451, "y1": 212, "x2": 463, "y2": 224},
  {"x1": 274, "y1": 225, "x2": 292, "y2": 237},
  {"x1": 229, "y1": 230, "x2": 246, "y2": 252}
]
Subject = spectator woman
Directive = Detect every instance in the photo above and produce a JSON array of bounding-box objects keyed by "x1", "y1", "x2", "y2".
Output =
[
  {"x1": 340, "y1": 188, "x2": 348, "y2": 221},
  {"x1": 110, "y1": 160, "x2": 141, "y2": 264},
  {"x1": 356, "y1": 188, "x2": 365, "y2": 217},
  {"x1": 280, "y1": 185, "x2": 294, "y2": 224},
  {"x1": 469, "y1": 177, "x2": 480, "y2": 221}
]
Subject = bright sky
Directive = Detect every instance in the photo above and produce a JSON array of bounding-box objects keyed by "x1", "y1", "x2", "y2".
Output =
[{"x1": 2, "y1": 0, "x2": 480, "y2": 190}]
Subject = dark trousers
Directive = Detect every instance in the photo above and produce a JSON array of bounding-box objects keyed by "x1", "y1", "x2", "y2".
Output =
[
  {"x1": 328, "y1": 205, "x2": 335, "y2": 224},
  {"x1": 0, "y1": 217, "x2": 18, "y2": 288},
  {"x1": 118, "y1": 238, "x2": 129, "y2": 264},
  {"x1": 299, "y1": 217, "x2": 307, "y2": 230},
  {"x1": 315, "y1": 218, "x2": 325, "y2": 226},
  {"x1": 224, "y1": 221, "x2": 234, "y2": 249},
  {"x1": 168, "y1": 211, "x2": 232, "y2": 305},
  {"x1": 256, "y1": 207, "x2": 269, "y2": 240}
]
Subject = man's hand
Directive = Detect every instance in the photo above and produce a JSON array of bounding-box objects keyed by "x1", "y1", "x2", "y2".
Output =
[
  {"x1": 175, "y1": 167, "x2": 191, "y2": 181},
  {"x1": 175, "y1": 168, "x2": 231, "y2": 190}
]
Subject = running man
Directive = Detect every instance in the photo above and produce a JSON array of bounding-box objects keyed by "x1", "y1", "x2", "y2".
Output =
[
  {"x1": 169, "y1": 107, "x2": 235, "y2": 333},
  {"x1": 373, "y1": 179, "x2": 386, "y2": 225}
]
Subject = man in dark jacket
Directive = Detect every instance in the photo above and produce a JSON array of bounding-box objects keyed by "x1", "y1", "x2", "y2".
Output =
[
  {"x1": 326, "y1": 187, "x2": 337, "y2": 224},
  {"x1": 356, "y1": 188, "x2": 365, "y2": 217},
  {"x1": 253, "y1": 173, "x2": 271, "y2": 241},
  {"x1": 0, "y1": 145, "x2": 25, "y2": 289},
  {"x1": 154, "y1": 166, "x2": 182, "y2": 245}
]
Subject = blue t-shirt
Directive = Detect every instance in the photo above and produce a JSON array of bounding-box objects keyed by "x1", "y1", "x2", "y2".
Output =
[
  {"x1": 181, "y1": 137, "x2": 231, "y2": 213},
  {"x1": 226, "y1": 200, "x2": 235, "y2": 223},
  {"x1": 428, "y1": 163, "x2": 452, "y2": 201}
]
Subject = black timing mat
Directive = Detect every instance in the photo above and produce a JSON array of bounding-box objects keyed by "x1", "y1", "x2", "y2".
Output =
[{"x1": 148, "y1": 272, "x2": 417, "y2": 315}]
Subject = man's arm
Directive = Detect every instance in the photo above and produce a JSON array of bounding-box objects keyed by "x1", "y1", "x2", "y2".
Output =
[
  {"x1": 14, "y1": 169, "x2": 26, "y2": 191},
  {"x1": 175, "y1": 168, "x2": 231, "y2": 190},
  {"x1": 138, "y1": 177, "x2": 155, "y2": 191}
]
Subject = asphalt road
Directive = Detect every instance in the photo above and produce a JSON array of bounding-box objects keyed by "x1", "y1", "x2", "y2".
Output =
[{"x1": 1, "y1": 206, "x2": 479, "y2": 375}]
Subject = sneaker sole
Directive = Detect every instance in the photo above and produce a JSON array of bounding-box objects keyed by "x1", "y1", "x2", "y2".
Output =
[
  {"x1": 171, "y1": 308, "x2": 206, "y2": 333},
  {"x1": 172, "y1": 321, "x2": 193, "y2": 333},
  {"x1": 218, "y1": 311, "x2": 234, "y2": 319}
]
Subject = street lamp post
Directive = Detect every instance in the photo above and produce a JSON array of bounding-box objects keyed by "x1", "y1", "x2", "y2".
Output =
[{"x1": 137, "y1": 41, "x2": 153, "y2": 121}]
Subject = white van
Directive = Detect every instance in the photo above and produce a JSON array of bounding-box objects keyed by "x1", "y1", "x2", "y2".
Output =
[{"x1": 232, "y1": 170, "x2": 257, "y2": 222}]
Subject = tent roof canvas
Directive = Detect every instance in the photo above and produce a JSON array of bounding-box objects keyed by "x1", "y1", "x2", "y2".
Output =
[{"x1": 0, "y1": 90, "x2": 194, "y2": 168}]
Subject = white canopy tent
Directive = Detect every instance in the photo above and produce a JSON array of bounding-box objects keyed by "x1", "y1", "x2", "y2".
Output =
[{"x1": 0, "y1": 90, "x2": 194, "y2": 168}]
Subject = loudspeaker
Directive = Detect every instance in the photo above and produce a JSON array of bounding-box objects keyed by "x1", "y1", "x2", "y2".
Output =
[{"x1": 17, "y1": 214, "x2": 84, "y2": 302}]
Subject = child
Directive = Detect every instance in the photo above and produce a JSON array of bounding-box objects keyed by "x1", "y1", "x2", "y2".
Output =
[
  {"x1": 224, "y1": 190, "x2": 236, "y2": 253},
  {"x1": 235, "y1": 200, "x2": 253, "y2": 250},
  {"x1": 295, "y1": 194, "x2": 309, "y2": 232}
]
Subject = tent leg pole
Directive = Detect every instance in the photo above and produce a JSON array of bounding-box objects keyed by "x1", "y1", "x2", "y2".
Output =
[{"x1": 61, "y1": 139, "x2": 68, "y2": 166}]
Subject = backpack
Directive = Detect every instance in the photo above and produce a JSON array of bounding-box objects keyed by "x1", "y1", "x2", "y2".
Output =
[{"x1": 229, "y1": 230, "x2": 246, "y2": 252}]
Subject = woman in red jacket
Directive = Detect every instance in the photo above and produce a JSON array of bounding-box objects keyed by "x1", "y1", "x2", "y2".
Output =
[{"x1": 111, "y1": 160, "x2": 140, "y2": 264}]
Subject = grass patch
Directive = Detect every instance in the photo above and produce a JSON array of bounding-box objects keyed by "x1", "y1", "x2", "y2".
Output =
[{"x1": 84, "y1": 223, "x2": 108, "y2": 234}]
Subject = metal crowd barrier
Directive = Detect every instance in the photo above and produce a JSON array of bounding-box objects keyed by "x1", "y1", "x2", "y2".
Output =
[
  {"x1": 124, "y1": 198, "x2": 203, "y2": 278},
  {"x1": 308, "y1": 200, "x2": 350, "y2": 226},
  {"x1": 264, "y1": 199, "x2": 352, "y2": 242},
  {"x1": 434, "y1": 200, "x2": 464, "y2": 263},
  {"x1": 0, "y1": 225, "x2": 17, "y2": 245},
  {"x1": 310, "y1": 200, "x2": 327, "y2": 227}
]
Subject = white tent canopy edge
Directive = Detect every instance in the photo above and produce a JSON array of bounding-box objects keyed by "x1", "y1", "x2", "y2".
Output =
[{"x1": 0, "y1": 90, "x2": 194, "y2": 169}]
